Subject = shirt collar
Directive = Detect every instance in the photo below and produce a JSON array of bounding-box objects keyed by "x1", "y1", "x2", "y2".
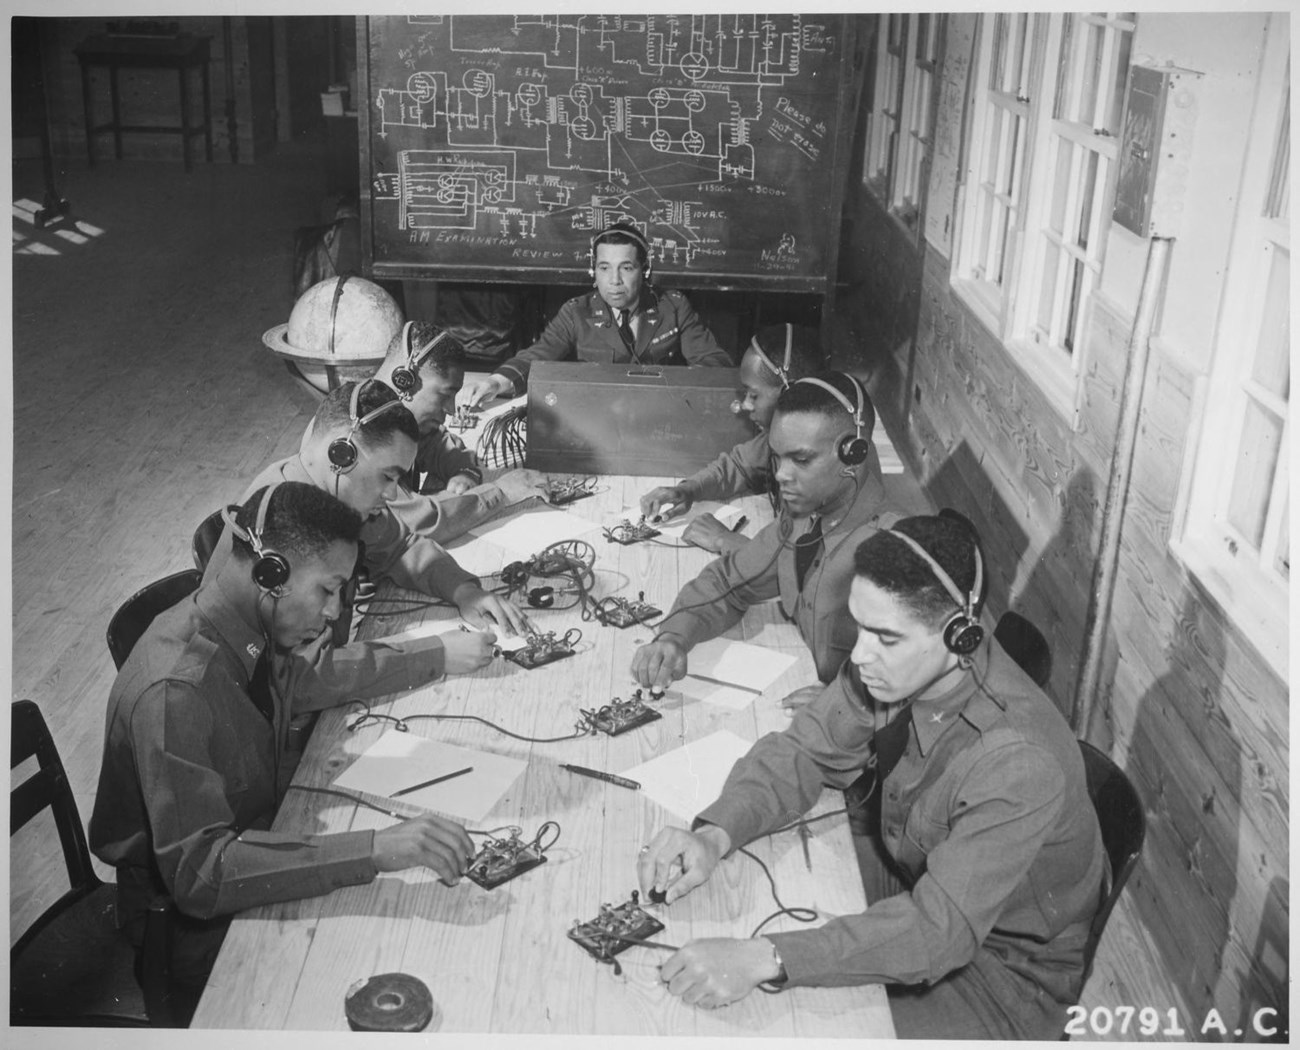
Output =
[
  {"x1": 909, "y1": 642, "x2": 1004, "y2": 756},
  {"x1": 194, "y1": 567, "x2": 270, "y2": 679},
  {"x1": 588, "y1": 285, "x2": 660, "y2": 325}
]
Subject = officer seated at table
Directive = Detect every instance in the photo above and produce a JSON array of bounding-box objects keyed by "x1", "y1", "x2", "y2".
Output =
[
  {"x1": 630, "y1": 371, "x2": 896, "y2": 708},
  {"x1": 90, "y1": 482, "x2": 478, "y2": 1025},
  {"x1": 369, "y1": 319, "x2": 552, "y2": 543},
  {"x1": 458, "y1": 222, "x2": 733, "y2": 407},
  {"x1": 635, "y1": 514, "x2": 1106, "y2": 1039},
  {"x1": 206, "y1": 379, "x2": 531, "y2": 692},
  {"x1": 638, "y1": 322, "x2": 824, "y2": 554}
]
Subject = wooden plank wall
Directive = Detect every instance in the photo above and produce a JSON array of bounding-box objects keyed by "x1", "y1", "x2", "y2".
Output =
[{"x1": 835, "y1": 21, "x2": 1289, "y2": 1036}]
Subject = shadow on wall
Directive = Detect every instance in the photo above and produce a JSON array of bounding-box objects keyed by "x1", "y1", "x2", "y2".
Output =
[
  {"x1": 1015, "y1": 466, "x2": 1109, "y2": 729},
  {"x1": 1124, "y1": 595, "x2": 1249, "y2": 1032},
  {"x1": 923, "y1": 440, "x2": 1028, "y2": 625}
]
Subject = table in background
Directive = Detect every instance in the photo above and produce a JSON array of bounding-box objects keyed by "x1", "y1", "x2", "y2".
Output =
[
  {"x1": 192, "y1": 476, "x2": 895, "y2": 1037},
  {"x1": 75, "y1": 33, "x2": 213, "y2": 172}
]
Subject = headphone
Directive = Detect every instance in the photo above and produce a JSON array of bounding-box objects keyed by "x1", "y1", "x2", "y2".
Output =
[
  {"x1": 886, "y1": 528, "x2": 986, "y2": 656},
  {"x1": 750, "y1": 324, "x2": 794, "y2": 389},
  {"x1": 794, "y1": 375, "x2": 871, "y2": 466},
  {"x1": 328, "y1": 380, "x2": 404, "y2": 473},
  {"x1": 390, "y1": 322, "x2": 452, "y2": 399},
  {"x1": 222, "y1": 483, "x2": 291, "y2": 594},
  {"x1": 588, "y1": 223, "x2": 652, "y2": 278}
]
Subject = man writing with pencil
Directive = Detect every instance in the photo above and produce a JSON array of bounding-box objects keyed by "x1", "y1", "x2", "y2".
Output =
[{"x1": 90, "y1": 483, "x2": 479, "y2": 1025}]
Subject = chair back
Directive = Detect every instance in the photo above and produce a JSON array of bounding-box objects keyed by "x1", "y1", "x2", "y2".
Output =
[
  {"x1": 11, "y1": 700, "x2": 100, "y2": 945},
  {"x1": 1078, "y1": 739, "x2": 1146, "y2": 985},
  {"x1": 995, "y1": 610, "x2": 1053, "y2": 688},
  {"x1": 106, "y1": 569, "x2": 203, "y2": 670},
  {"x1": 192, "y1": 508, "x2": 226, "y2": 572}
]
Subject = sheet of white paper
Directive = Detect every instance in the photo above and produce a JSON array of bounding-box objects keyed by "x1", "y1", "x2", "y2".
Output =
[
  {"x1": 686, "y1": 638, "x2": 799, "y2": 693},
  {"x1": 623, "y1": 730, "x2": 755, "y2": 823},
  {"x1": 466, "y1": 505, "x2": 601, "y2": 557},
  {"x1": 439, "y1": 536, "x2": 510, "y2": 578},
  {"x1": 333, "y1": 732, "x2": 526, "y2": 822},
  {"x1": 652, "y1": 500, "x2": 748, "y2": 533},
  {"x1": 675, "y1": 677, "x2": 757, "y2": 711},
  {"x1": 382, "y1": 620, "x2": 462, "y2": 642}
]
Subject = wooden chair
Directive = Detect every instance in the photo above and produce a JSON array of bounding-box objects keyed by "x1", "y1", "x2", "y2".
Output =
[
  {"x1": 191, "y1": 508, "x2": 225, "y2": 572},
  {"x1": 10, "y1": 699, "x2": 179, "y2": 1026},
  {"x1": 106, "y1": 569, "x2": 202, "y2": 670},
  {"x1": 1077, "y1": 740, "x2": 1146, "y2": 987}
]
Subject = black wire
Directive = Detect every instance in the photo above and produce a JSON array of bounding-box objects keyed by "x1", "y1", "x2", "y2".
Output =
[
  {"x1": 650, "y1": 522, "x2": 789, "y2": 633},
  {"x1": 346, "y1": 701, "x2": 592, "y2": 743}
]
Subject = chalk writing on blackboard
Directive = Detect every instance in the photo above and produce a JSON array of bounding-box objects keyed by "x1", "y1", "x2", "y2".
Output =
[{"x1": 361, "y1": 14, "x2": 859, "y2": 289}]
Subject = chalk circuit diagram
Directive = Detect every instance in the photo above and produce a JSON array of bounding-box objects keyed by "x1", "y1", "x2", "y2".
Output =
[{"x1": 368, "y1": 13, "x2": 840, "y2": 269}]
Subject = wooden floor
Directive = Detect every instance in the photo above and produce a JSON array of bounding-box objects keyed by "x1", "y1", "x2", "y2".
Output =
[{"x1": 8, "y1": 144, "x2": 1188, "y2": 1037}]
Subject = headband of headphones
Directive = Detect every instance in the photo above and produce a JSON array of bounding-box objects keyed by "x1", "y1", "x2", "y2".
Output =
[
  {"x1": 749, "y1": 324, "x2": 794, "y2": 389},
  {"x1": 793, "y1": 374, "x2": 871, "y2": 465},
  {"x1": 222, "y1": 482, "x2": 292, "y2": 593},
  {"x1": 390, "y1": 322, "x2": 452, "y2": 398},
  {"x1": 590, "y1": 224, "x2": 652, "y2": 275},
  {"x1": 328, "y1": 380, "x2": 405, "y2": 473},
  {"x1": 885, "y1": 527, "x2": 986, "y2": 656}
]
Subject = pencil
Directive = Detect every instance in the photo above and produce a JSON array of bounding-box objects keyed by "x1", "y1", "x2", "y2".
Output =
[{"x1": 391, "y1": 766, "x2": 473, "y2": 797}]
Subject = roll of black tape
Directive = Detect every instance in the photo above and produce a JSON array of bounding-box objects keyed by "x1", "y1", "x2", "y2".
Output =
[{"x1": 344, "y1": 972, "x2": 436, "y2": 1033}]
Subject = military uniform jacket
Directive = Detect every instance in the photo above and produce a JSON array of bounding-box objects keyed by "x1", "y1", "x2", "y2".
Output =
[
  {"x1": 678, "y1": 431, "x2": 771, "y2": 504},
  {"x1": 655, "y1": 446, "x2": 895, "y2": 684},
  {"x1": 88, "y1": 570, "x2": 451, "y2": 934},
  {"x1": 496, "y1": 285, "x2": 732, "y2": 395},
  {"x1": 696, "y1": 642, "x2": 1106, "y2": 1001}
]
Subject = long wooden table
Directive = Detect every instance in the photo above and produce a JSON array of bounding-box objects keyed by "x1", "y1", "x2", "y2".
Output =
[{"x1": 192, "y1": 474, "x2": 896, "y2": 1037}]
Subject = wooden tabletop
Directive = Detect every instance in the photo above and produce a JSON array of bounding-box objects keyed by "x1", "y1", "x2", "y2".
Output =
[{"x1": 191, "y1": 473, "x2": 895, "y2": 1037}]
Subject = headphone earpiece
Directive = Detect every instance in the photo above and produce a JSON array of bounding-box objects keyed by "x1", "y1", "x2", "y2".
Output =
[
  {"x1": 223, "y1": 484, "x2": 292, "y2": 594},
  {"x1": 886, "y1": 528, "x2": 986, "y2": 656},
  {"x1": 389, "y1": 323, "x2": 451, "y2": 400},
  {"x1": 329, "y1": 380, "x2": 404, "y2": 474},
  {"x1": 794, "y1": 374, "x2": 871, "y2": 466}
]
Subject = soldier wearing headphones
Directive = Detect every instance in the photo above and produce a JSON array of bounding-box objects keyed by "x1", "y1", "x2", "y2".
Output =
[
  {"x1": 639, "y1": 322, "x2": 825, "y2": 554},
  {"x1": 631, "y1": 371, "x2": 896, "y2": 700},
  {"x1": 207, "y1": 380, "x2": 530, "y2": 695},
  {"x1": 458, "y1": 222, "x2": 732, "y2": 407},
  {"x1": 635, "y1": 514, "x2": 1106, "y2": 1039},
  {"x1": 91, "y1": 483, "x2": 476, "y2": 1025},
  {"x1": 367, "y1": 320, "x2": 552, "y2": 544}
]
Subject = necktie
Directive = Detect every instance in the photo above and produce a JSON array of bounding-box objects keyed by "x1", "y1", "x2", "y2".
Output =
[
  {"x1": 868, "y1": 704, "x2": 914, "y2": 827},
  {"x1": 247, "y1": 649, "x2": 276, "y2": 725},
  {"x1": 617, "y1": 308, "x2": 635, "y2": 353},
  {"x1": 793, "y1": 516, "x2": 824, "y2": 591}
]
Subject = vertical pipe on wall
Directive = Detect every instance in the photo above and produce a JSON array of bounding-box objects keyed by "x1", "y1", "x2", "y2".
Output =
[{"x1": 1071, "y1": 235, "x2": 1173, "y2": 738}]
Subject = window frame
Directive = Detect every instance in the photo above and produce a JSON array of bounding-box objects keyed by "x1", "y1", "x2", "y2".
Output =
[
  {"x1": 862, "y1": 13, "x2": 946, "y2": 237},
  {"x1": 1173, "y1": 22, "x2": 1290, "y2": 677},
  {"x1": 952, "y1": 12, "x2": 1135, "y2": 415}
]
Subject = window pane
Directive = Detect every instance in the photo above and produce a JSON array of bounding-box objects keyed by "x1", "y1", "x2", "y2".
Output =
[
  {"x1": 1054, "y1": 15, "x2": 1078, "y2": 121},
  {"x1": 1252, "y1": 245, "x2": 1291, "y2": 400},
  {"x1": 1037, "y1": 239, "x2": 1061, "y2": 334},
  {"x1": 1227, "y1": 400, "x2": 1284, "y2": 547},
  {"x1": 1064, "y1": 256, "x2": 1086, "y2": 354},
  {"x1": 1076, "y1": 150, "x2": 1099, "y2": 250},
  {"x1": 1050, "y1": 141, "x2": 1071, "y2": 235},
  {"x1": 1104, "y1": 27, "x2": 1133, "y2": 134}
]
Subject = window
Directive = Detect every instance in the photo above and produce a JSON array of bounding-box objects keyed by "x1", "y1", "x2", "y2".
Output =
[
  {"x1": 954, "y1": 13, "x2": 1135, "y2": 405},
  {"x1": 863, "y1": 14, "x2": 944, "y2": 229},
  {"x1": 1177, "y1": 25, "x2": 1289, "y2": 676}
]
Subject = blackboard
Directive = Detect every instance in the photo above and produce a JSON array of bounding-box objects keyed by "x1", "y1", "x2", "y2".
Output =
[{"x1": 358, "y1": 14, "x2": 862, "y2": 292}]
